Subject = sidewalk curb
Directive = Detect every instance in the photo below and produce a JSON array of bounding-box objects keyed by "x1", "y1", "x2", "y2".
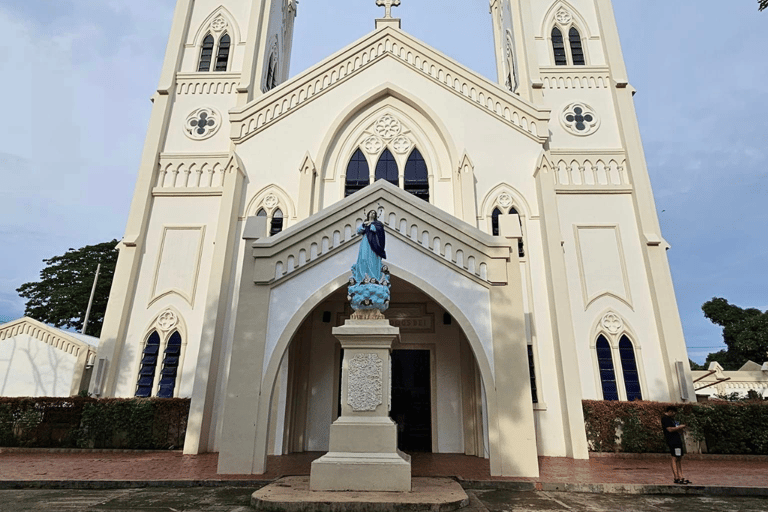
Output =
[{"x1": 2, "y1": 479, "x2": 766, "y2": 497}]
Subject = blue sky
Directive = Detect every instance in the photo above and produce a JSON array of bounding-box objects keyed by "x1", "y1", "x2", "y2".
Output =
[{"x1": 0, "y1": 1, "x2": 766, "y2": 363}]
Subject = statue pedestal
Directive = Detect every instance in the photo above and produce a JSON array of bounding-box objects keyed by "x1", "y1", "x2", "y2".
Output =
[{"x1": 310, "y1": 318, "x2": 411, "y2": 492}]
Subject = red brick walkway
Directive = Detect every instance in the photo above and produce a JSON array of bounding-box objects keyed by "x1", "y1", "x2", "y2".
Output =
[{"x1": 0, "y1": 451, "x2": 766, "y2": 488}]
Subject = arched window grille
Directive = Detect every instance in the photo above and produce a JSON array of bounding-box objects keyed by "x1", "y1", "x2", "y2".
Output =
[
  {"x1": 198, "y1": 34, "x2": 215, "y2": 72},
  {"x1": 551, "y1": 27, "x2": 567, "y2": 66},
  {"x1": 157, "y1": 332, "x2": 182, "y2": 398},
  {"x1": 403, "y1": 149, "x2": 429, "y2": 202},
  {"x1": 345, "y1": 149, "x2": 370, "y2": 197},
  {"x1": 215, "y1": 34, "x2": 231, "y2": 71},
  {"x1": 270, "y1": 209, "x2": 284, "y2": 236},
  {"x1": 569, "y1": 27, "x2": 585, "y2": 65},
  {"x1": 375, "y1": 149, "x2": 398, "y2": 186},
  {"x1": 265, "y1": 54, "x2": 277, "y2": 91},
  {"x1": 136, "y1": 332, "x2": 161, "y2": 397},
  {"x1": 491, "y1": 208, "x2": 502, "y2": 236},
  {"x1": 527, "y1": 345, "x2": 538, "y2": 404},
  {"x1": 619, "y1": 336, "x2": 643, "y2": 401},
  {"x1": 596, "y1": 335, "x2": 619, "y2": 400}
]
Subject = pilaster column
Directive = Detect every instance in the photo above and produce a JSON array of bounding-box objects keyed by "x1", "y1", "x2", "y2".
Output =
[{"x1": 534, "y1": 163, "x2": 589, "y2": 459}]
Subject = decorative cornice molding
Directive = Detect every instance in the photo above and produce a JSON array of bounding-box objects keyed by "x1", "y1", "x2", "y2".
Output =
[
  {"x1": 230, "y1": 27, "x2": 550, "y2": 145},
  {"x1": 0, "y1": 317, "x2": 98, "y2": 362}
]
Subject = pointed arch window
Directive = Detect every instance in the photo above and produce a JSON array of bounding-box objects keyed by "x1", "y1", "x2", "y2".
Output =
[
  {"x1": 569, "y1": 27, "x2": 585, "y2": 66},
  {"x1": 551, "y1": 27, "x2": 567, "y2": 66},
  {"x1": 136, "y1": 332, "x2": 161, "y2": 397},
  {"x1": 491, "y1": 205, "x2": 525, "y2": 257},
  {"x1": 375, "y1": 149, "x2": 398, "y2": 186},
  {"x1": 257, "y1": 208, "x2": 267, "y2": 218},
  {"x1": 527, "y1": 345, "x2": 538, "y2": 404},
  {"x1": 214, "y1": 34, "x2": 231, "y2": 71},
  {"x1": 157, "y1": 332, "x2": 182, "y2": 398},
  {"x1": 596, "y1": 335, "x2": 619, "y2": 400},
  {"x1": 345, "y1": 149, "x2": 370, "y2": 197},
  {"x1": 198, "y1": 34, "x2": 215, "y2": 72},
  {"x1": 491, "y1": 208, "x2": 502, "y2": 236},
  {"x1": 403, "y1": 149, "x2": 429, "y2": 202},
  {"x1": 619, "y1": 336, "x2": 642, "y2": 401},
  {"x1": 270, "y1": 209, "x2": 284, "y2": 236}
]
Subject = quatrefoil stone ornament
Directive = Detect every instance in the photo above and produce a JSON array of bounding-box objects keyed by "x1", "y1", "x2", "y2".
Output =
[
  {"x1": 363, "y1": 136, "x2": 384, "y2": 154},
  {"x1": 556, "y1": 8, "x2": 572, "y2": 25},
  {"x1": 561, "y1": 102, "x2": 600, "y2": 136},
  {"x1": 185, "y1": 107, "x2": 222, "y2": 140},
  {"x1": 392, "y1": 135, "x2": 412, "y2": 154},
  {"x1": 157, "y1": 309, "x2": 178, "y2": 332},
  {"x1": 264, "y1": 194, "x2": 279, "y2": 209},
  {"x1": 498, "y1": 193, "x2": 513, "y2": 209},
  {"x1": 375, "y1": 114, "x2": 402, "y2": 140},
  {"x1": 211, "y1": 15, "x2": 227, "y2": 32},
  {"x1": 601, "y1": 313, "x2": 623, "y2": 334}
]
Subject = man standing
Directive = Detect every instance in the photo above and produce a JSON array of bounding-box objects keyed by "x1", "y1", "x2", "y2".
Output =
[{"x1": 661, "y1": 406, "x2": 690, "y2": 484}]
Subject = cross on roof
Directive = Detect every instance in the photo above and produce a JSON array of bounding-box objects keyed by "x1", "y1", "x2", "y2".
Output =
[{"x1": 376, "y1": 0, "x2": 401, "y2": 19}]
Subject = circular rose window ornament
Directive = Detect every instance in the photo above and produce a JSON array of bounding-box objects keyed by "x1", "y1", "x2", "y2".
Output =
[
  {"x1": 184, "y1": 107, "x2": 222, "y2": 140},
  {"x1": 561, "y1": 102, "x2": 600, "y2": 136}
]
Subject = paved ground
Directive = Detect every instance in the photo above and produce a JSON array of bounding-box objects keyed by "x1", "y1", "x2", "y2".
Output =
[
  {"x1": 2, "y1": 487, "x2": 768, "y2": 512},
  {"x1": 1, "y1": 451, "x2": 767, "y2": 488}
]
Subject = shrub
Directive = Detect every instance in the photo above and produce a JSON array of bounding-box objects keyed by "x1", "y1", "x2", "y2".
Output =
[
  {"x1": 583, "y1": 399, "x2": 768, "y2": 455},
  {"x1": 0, "y1": 397, "x2": 189, "y2": 449}
]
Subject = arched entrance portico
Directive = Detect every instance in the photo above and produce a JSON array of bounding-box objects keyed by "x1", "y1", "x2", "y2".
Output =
[
  {"x1": 217, "y1": 181, "x2": 539, "y2": 478},
  {"x1": 267, "y1": 275, "x2": 489, "y2": 459}
]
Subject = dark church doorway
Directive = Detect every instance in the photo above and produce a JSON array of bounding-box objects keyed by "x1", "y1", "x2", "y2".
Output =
[{"x1": 391, "y1": 349, "x2": 432, "y2": 452}]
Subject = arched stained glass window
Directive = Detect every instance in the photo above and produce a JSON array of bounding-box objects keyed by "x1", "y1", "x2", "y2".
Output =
[
  {"x1": 157, "y1": 332, "x2": 182, "y2": 398},
  {"x1": 491, "y1": 208, "x2": 502, "y2": 236},
  {"x1": 619, "y1": 336, "x2": 643, "y2": 401},
  {"x1": 345, "y1": 149, "x2": 370, "y2": 197},
  {"x1": 569, "y1": 27, "x2": 585, "y2": 65},
  {"x1": 136, "y1": 332, "x2": 161, "y2": 397},
  {"x1": 270, "y1": 209, "x2": 284, "y2": 236},
  {"x1": 198, "y1": 34, "x2": 215, "y2": 72},
  {"x1": 375, "y1": 149, "x2": 398, "y2": 186},
  {"x1": 403, "y1": 149, "x2": 429, "y2": 202},
  {"x1": 551, "y1": 27, "x2": 567, "y2": 66},
  {"x1": 596, "y1": 335, "x2": 619, "y2": 401},
  {"x1": 215, "y1": 34, "x2": 231, "y2": 71}
]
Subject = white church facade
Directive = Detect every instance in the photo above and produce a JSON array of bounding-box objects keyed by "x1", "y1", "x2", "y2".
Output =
[{"x1": 91, "y1": 0, "x2": 696, "y2": 477}]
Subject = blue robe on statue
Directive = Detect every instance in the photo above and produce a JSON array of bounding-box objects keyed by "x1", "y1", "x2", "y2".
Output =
[{"x1": 352, "y1": 221, "x2": 386, "y2": 282}]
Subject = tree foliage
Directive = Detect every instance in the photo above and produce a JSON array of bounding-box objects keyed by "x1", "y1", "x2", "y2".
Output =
[
  {"x1": 761, "y1": 0, "x2": 768, "y2": 12},
  {"x1": 701, "y1": 298, "x2": 768, "y2": 370},
  {"x1": 16, "y1": 240, "x2": 119, "y2": 337}
]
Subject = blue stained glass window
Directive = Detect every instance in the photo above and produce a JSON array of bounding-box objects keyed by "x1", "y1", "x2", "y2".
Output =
[
  {"x1": 157, "y1": 332, "x2": 182, "y2": 398},
  {"x1": 404, "y1": 149, "x2": 429, "y2": 202},
  {"x1": 345, "y1": 149, "x2": 370, "y2": 197},
  {"x1": 375, "y1": 149, "x2": 398, "y2": 186},
  {"x1": 619, "y1": 336, "x2": 643, "y2": 401},
  {"x1": 136, "y1": 332, "x2": 161, "y2": 397},
  {"x1": 596, "y1": 336, "x2": 618, "y2": 401}
]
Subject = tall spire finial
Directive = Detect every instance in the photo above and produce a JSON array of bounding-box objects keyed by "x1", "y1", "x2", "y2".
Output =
[{"x1": 376, "y1": 0, "x2": 400, "y2": 19}]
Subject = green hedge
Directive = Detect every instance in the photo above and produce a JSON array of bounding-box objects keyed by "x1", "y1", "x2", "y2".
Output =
[
  {"x1": 583, "y1": 400, "x2": 768, "y2": 455},
  {"x1": 0, "y1": 397, "x2": 190, "y2": 449}
]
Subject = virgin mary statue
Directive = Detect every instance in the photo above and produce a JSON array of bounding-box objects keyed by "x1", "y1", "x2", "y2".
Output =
[{"x1": 348, "y1": 210, "x2": 391, "y2": 312}]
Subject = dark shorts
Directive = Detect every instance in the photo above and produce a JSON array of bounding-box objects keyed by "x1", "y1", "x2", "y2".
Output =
[{"x1": 668, "y1": 444, "x2": 684, "y2": 458}]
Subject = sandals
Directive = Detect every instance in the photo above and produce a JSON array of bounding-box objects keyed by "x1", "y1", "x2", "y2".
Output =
[{"x1": 674, "y1": 479, "x2": 691, "y2": 484}]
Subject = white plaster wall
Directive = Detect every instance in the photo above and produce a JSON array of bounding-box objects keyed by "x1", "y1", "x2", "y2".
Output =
[
  {"x1": 542, "y1": 88, "x2": 623, "y2": 150},
  {"x1": 113, "y1": 195, "x2": 221, "y2": 398},
  {"x1": 0, "y1": 335, "x2": 79, "y2": 397},
  {"x1": 556, "y1": 193, "x2": 670, "y2": 401},
  {"x1": 305, "y1": 310, "x2": 337, "y2": 452}
]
